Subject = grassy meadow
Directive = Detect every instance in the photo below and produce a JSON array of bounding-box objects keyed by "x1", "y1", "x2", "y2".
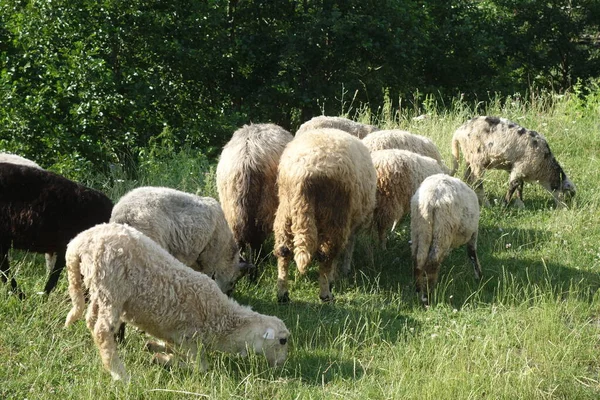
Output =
[{"x1": 1, "y1": 91, "x2": 600, "y2": 399}]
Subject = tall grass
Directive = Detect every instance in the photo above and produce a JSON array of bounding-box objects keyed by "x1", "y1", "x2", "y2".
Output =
[{"x1": 1, "y1": 90, "x2": 599, "y2": 399}]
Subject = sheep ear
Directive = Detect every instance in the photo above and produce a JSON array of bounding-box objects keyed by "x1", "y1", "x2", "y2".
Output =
[{"x1": 263, "y1": 328, "x2": 275, "y2": 340}]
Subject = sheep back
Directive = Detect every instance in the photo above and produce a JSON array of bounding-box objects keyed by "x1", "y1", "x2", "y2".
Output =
[
  {"x1": 216, "y1": 123, "x2": 293, "y2": 253},
  {"x1": 295, "y1": 116, "x2": 379, "y2": 139},
  {"x1": 370, "y1": 149, "x2": 445, "y2": 247},
  {"x1": 451, "y1": 116, "x2": 575, "y2": 205},
  {"x1": 362, "y1": 129, "x2": 449, "y2": 172},
  {"x1": 110, "y1": 186, "x2": 242, "y2": 294},
  {"x1": 0, "y1": 153, "x2": 42, "y2": 169}
]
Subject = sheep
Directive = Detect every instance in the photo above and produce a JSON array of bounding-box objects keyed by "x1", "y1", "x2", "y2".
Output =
[
  {"x1": 0, "y1": 153, "x2": 57, "y2": 272},
  {"x1": 110, "y1": 186, "x2": 253, "y2": 295},
  {"x1": 362, "y1": 129, "x2": 450, "y2": 173},
  {"x1": 273, "y1": 128, "x2": 377, "y2": 302},
  {"x1": 370, "y1": 149, "x2": 445, "y2": 249},
  {"x1": 410, "y1": 174, "x2": 482, "y2": 306},
  {"x1": 0, "y1": 152, "x2": 42, "y2": 169},
  {"x1": 216, "y1": 123, "x2": 293, "y2": 269},
  {"x1": 64, "y1": 223, "x2": 290, "y2": 382},
  {"x1": 451, "y1": 116, "x2": 576, "y2": 208},
  {"x1": 0, "y1": 162, "x2": 113, "y2": 297},
  {"x1": 295, "y1": 116, "x2": 379, "y2": 139}
]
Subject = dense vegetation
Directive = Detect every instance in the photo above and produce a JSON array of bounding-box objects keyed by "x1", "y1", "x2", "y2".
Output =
[
  {"x1": 1, "y1": 0, "x2": 599, "y2": 172},
  {"x1": 1, "y1": 89, "x2": 599, "y2": 399}
]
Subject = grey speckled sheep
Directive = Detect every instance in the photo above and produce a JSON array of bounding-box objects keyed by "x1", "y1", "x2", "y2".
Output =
[
  {"x1": 110, "y1": 186, "x2": 251, "y2": 295},
  {"x1": 0, "y1": 153, "x2": 57, "y2": 273},
  {"x1": 273, "y1": 128, "x2": 377, "y2": 302},
  {"x1": 451, "y1": 116, "x2": 576, "y2": 208},
  {"x1": 216, "y1": 123, "x2": 293, "y2": 266},
  {"x1": 362, "y1": 129, "x2": 450, "y2": 173},
  {"x1": 371, "y1": 149, "x2": 445, "y2": 249},
  {"x1": 295, "y1": 116, "x2": 379, "y2": 139},
  {"x1": 410, "y1": 174, "x2": 482, "y2": 306},
  {"x1": 65, "y1": 223, "x2": 289, "y2": 382}
]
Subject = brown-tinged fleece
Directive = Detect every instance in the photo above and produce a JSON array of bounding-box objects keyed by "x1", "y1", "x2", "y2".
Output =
[
  {"x1": 410, "y1": 174, "x2": 482, "y2": 306},
  {"x1": 371, "y1": 149, "x2": 445, "y2": 249},
  {"x1": 451, "y1": 116, "x2": 575, "y2": 208},
  {"x1": 363, "y1": 129, "x2": 450, "y2": 173},
  {"x1": 273, "y1": 128, "x2": 377, "y2": 302},
  {"x1": 64, "y1": 223, "x2": 289, "y2": 382}
]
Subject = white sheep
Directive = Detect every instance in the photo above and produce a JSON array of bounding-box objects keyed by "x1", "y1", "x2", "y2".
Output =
[
  {"x1": 216, "y1": 123, "x2": 293, "y2": 266},
  {"x1": 64, "y1": 223, "x2": 290, "y2": 382},
  {"x1": 362, "y1": 129, "x2": 450, "y2": 173},
  {"x1": 370, "y1": 149, "x2": 445, "y2": 249},
  {"x1": 295, "y1": 116, "x2": 379, "y2": 139},
  {"x1": 110, "y1": 186, "x2": 251, "y2": 295},
  {"x1": 0, "y1": 153, "x2": 57, "y2": 273},
  {"x1": 273, "y1": 128, "x2": 377, "y2": 302},
  {"x1": 410, "y1": 174, "x2": 482, "y2": 306},
  {"x1": 451, "y1": 116, "x2": 576, "y2": 208}
]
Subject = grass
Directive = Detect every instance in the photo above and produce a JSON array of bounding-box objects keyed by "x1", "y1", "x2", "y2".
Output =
[{"x1": 1, "y1": 90, "x2": 600, "y2": 399}]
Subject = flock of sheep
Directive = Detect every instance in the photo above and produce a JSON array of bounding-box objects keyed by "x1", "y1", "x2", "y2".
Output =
[{"x1": 0, "y1": 115, "x2": 575, "y2": 381}]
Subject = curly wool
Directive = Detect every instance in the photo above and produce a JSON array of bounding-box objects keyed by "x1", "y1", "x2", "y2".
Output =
[{"x1": 65, "y1": 223, "x2": 289, "y2": 381}]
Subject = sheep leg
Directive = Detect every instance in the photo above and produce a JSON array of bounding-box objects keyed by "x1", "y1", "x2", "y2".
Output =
[
  {"x1": 275, "y1": 248, "x2": 292, "y2": 303},
  {"x1": 91, "y1": 301, "x2": 128, "y2": 382},
  {"x1": 467, "y1": 235, "x2": 482, "y2": 281},
  {"x1": 0, "y1": 244, "x2": 21, "y2": 298},
  {"x1": 414, "y1": 254, "x2": 439, "y2": 307},
  {"x1": 504, "y1": 178, "x2": 524, "y2": 208},
  {"x1": 42, "y1": 250, "x2": 66, "y2": 295},
  {"x1": 339, "y1": 233, "x2": 356, "y2": 276},
  {"x1": 318, "y1": 257, "x2": 336, "y2": 302}
]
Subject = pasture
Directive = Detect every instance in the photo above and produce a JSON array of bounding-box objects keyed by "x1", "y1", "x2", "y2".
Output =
[{"x1": 1, "y1": 91, "x2": 599, "y2": 399}]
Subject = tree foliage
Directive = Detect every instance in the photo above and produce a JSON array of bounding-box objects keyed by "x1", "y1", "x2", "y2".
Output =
[{"x1": 1, "y1": 0, "x2": 598, "y2": 171}]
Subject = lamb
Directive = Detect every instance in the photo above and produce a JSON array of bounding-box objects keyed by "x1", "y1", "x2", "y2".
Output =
[
  {"x1": 0, "y1": 162, "x2": 113, "y2": 297},
  {"x1": 410, "y1": 174, "x2": 482, "y2": 306},
  {"x1": 295, "y1": 116, "x2": 379, "y2": 139},
  {"x1": 216, "y1": 123, "x2": 293, "y2": 268},
  {"x1": 110, "y1": 186, "x2": 252, "y2": 295},
  {"x1": 273, "y1": 128, "x2": 377, "y2": 302},
  {"x1": 370, "y1": 149, "x2": 445, "y2": 249},
  {"x1": 64, "y1": 223, "x2": 290, "y2": 382},
  {"x1": 362, "y1": 129, "x2": 450, "y2": 173},
  {"x1": 451, "y1": 116, "x2": 576, "y2": 208},
  {"x1": 0, "y1": 153, "x2": 57, "y2": 271}
]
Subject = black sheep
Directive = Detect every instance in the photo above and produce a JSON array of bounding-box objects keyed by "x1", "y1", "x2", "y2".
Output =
[{"x1": 0, "y1": 162, "x2": 113, "y2": 297}]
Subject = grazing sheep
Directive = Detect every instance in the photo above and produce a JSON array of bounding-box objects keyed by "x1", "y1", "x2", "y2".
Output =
[
  {"x1": 0, "y1": 162, "x2": 113, "y2": 297},
  {"x1": 64, "y1": 223, "x2": 290, "y2": 382},
  {"x1": 216, "y1": 123, "x2": 293, "y2": 267},
  {"x1": 110, "y1": 186, "x2": 252, "y2": 295},
  {"x1": 362, "y1": 129, "x2": 450, "y2": 173},
  {"x1": 0, "y1": 153, "x2": 57, "y2": 271},
  {"x1": 370, "y1": 149, "x2": 445, "y2": 249},
  {"x1": 451, "y1": 116, "x2": 576, "y2": 208},
  {"x1": 273, "y1": 128, "x2": 377, "y2": 302},
  {"x1": 410, "y1": 174, "x2": 482, "y2": 306},
  {"x1": 295, "y1": 116, "x2": 379, "y2": 139}
]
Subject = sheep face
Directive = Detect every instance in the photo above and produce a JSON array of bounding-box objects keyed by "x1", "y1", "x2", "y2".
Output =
[{"x1": 255, "y1": 326, "x2": 290, "y2": 367}]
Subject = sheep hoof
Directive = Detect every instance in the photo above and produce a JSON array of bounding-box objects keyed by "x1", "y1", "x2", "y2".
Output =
[{"x1": 277, "y1": 292, "x2": 290, "y2": 304}]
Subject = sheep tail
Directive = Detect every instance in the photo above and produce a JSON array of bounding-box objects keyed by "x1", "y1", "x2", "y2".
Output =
[
  {"x1": 291, "y1": 183, "x2": 318, "y2": 275},
  {"x1": 451, "y1": 136, "x2": 461, "y2": 176},
  {"x1": 413, "y1": 207, "x2": 434, "y2": 273},
  {"x1": 64, "y1": 241, "x2": 85, "y2": 327}
]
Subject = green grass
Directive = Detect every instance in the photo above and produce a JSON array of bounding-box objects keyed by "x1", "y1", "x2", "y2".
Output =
[{"x1": 2, "y1": 91, "x2": 600, "y2": 399}]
